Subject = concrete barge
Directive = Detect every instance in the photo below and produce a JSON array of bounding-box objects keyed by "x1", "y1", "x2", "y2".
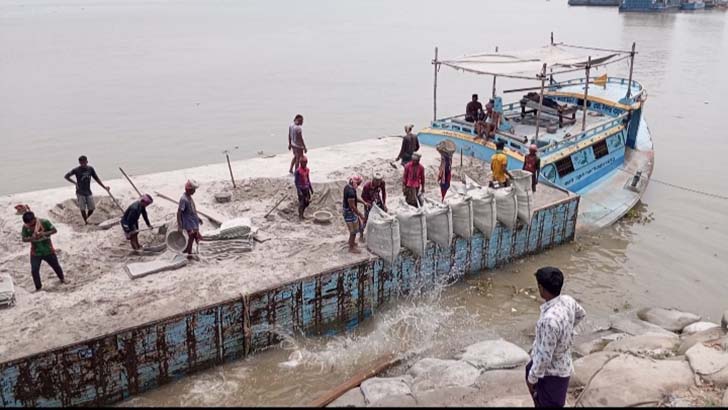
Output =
[{"x1": 0, "y1": 138, "x2": 579, "y2": 407}]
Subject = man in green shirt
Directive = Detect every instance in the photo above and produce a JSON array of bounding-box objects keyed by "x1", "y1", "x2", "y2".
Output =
[{"x1": 21, "y1": 212, "x2": 65, "y2": 291}]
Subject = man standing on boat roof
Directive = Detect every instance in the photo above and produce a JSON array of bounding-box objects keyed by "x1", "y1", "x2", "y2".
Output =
[
  {"x1": 294, "y1": 155, "x2": 314, "y2": 220},
  {"x1": 523, "y1": 144, "x2": 541, "y2": 192},
  {"x1": 177, "y1": 180, "x2": 203, "y2": 257},
  {"x1": 288, "y1": 114, "x2": 307, "y2": 174},
  {"x1": 64, "y1": 155, "x2": 110, "y2": 224},
  {"x1": 121, "y1": 194, "x2": 154, "y2": 251},
  {"x1": 342, "y1": 175, "x2": 365, "y2": 253},
  {"x1": 395, "y1": 124, "x2": 420, "y2": 166},
  {"x1": 526, "y1": 266, "x2": 585, "y2": 408},
  {"x1": 490, "y1": 141, "x2": 512, "y2": 188},
  {"x1": 403, "y1": 152, "x2": 425, "y2": 207}
]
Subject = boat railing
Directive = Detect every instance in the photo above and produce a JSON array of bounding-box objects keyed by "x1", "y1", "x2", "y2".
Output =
[
  {"x1": 550, "y1": 77, "x2": 646, "y2": 103},
  {"x1": 431, "y1": 115, "x2": 530, "y2": 149},
  {"x1": 538, "y1": 112, "x2": 629, "y2": 156}
]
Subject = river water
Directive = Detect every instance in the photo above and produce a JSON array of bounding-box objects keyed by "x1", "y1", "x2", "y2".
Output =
[{"x1": 2, "y1": 0, "x2": 727, "y2": 406}]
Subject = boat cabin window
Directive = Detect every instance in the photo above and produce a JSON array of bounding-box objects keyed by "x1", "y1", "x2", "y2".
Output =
[
  {"x1": 592, "y1": 139, "x2": 609, "y2": 160},
  {"x1": 555, "y1": 156, "x2": 575, "y2": 178}
]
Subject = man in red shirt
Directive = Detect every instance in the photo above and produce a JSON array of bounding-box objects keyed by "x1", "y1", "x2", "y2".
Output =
[
  {"x1": 360, "y1": 174, "x2": 387, "y2": 239},
  {"x1": 294, "y1": 155, "x2": 314, "y2": 219},
  {"x1": 522, "y1": 144, "x2": 541, "y2": 192},
  {"x1": 402, "y1": 153, "x2": 425, "y2": 207}
]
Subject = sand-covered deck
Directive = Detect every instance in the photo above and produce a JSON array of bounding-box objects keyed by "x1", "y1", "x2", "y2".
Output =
[{"x1": 0, "y1": 137, "x2": 569, "y2": 361}]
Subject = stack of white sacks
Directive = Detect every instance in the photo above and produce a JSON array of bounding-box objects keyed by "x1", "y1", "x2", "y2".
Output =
[{"x1": 364, "y1": 171, "x2": 534, "y2": 263}]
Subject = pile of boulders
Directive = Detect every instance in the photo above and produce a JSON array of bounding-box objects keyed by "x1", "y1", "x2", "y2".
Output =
[
  {"x1": 572, "y1": 307, "x2": 728, "y2": 407},
  {"x1": 328, "y1": 308, "x2": 728, "y2": 407},
  {"x1": 328, "y1": 339, "x2": 533, "y2": 407}
]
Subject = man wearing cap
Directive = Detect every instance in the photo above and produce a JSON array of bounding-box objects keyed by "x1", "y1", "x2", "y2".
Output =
[
  {"x1": 526, "y1": 267, "x2": 586, "y2": 408},
  {"x1": 21, "y1": 211, "x2": 65, "y2": 291},
  {"x1": 489, "y1": 141, "x2": 512, "y2": 188},
  {"x1": 522, "y1": 144, "x2": 541, "y2": 192},
  {"x1": 359, "y1": 174, "x2": 387, "y2": 238},
  {"x1": 294, "y1": 155, "x2": 314, "y2": 220},
  {"x1": 402, "y1": 152, "x2": 425, "y2": 207},
  {"x1": 343, "y1": 175, "x2": 365, "y2": 253},
  {"x1": 178, "y1": 180, "x2": 203, "y2": 256},
  {"x1": 395, "y1": 124, "x2": 420, "y2": 166},
  {"x1": 121, "y1": 194, "x2": 154, "y2": 250},
  {"x1": 64, "y1": 155, "x2": 110, "y2": 224}
]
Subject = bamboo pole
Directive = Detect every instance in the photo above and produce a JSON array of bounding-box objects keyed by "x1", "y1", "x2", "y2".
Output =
[
  {"x1": 582, "y1": 56, "x2": 592, "y2": 132},
  {"x1": 225, "y1": 152, "x2": 236, "y2": 188},
  {"x1": 625, "y1": 42, "x2": 636, "y2": 100},
  {"x1": 119, "y1": 167, "x2": 143, "y2": 197},
  {"x1": 533, "y1": 63, "x2": 547, "y2": 143},
  {"x1": 309, "y1": 353, "x2": 401, "y2": 407},
  {"x1": 433, "y1": 47, "x2": 439, "y2": 121},
  {"x1": 550, "y1": 32, "x2": 554, "y2": 45},
  {"x1": 491, "y1": 46, "x2": 498, "y2": 98},
  {"x1": 104, "y1": 188, "x2": 125, "y2": 213}
]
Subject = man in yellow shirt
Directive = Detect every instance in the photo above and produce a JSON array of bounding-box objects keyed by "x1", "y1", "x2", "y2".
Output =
[{"x1": 490, "y1": 141, "x2": 512, "y2": 188}]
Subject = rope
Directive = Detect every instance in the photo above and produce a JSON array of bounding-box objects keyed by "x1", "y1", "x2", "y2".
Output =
[{"x1": 614, "y1": 168, "x2": 728, "y2": 200}]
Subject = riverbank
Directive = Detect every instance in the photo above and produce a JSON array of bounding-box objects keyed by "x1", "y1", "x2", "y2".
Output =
[{"x1": 327, "y1": 306, "x2": 728, "y2": 407}]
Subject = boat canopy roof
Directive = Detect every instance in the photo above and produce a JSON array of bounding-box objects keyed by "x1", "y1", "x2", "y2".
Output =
[{"x1": 438, "y1": 43, "x2": 632, "y2": 80}]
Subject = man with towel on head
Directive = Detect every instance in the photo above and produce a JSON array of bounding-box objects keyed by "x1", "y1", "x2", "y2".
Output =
[
  {"x1": 294, "y1": 155, "x2": 314, "y2": 220},
  {"x1": 343, "y1": 175, "x2": 365, "y2": 253},
  {"x1": 121, "y1": 194, "x2": 154, "y2": 251},
  {"x1": 395, "y1": 124, "x2": 420, "y2": 167},
  {"x1": 359, "y1": 173, "x2": 387, "y2": 240},
  {"x1": 402, "y1": 152, "x2": 425, "y2": 207},
  {"x1": 178, "y1": 180, "x2": 203, "y2": 256}
]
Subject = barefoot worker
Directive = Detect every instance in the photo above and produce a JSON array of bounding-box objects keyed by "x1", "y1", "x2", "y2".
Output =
[
  {"x1": 64, "y1": 155, "x2": 110, "y2": 224},
  {"x1": 177, "y1": 180, "x2": 203, "y2": 256},
  {"x1": 359, "y1": 173, "x2": 387, "y2": 238},
  {"x1": 342, "y1": 175, "x2": 365, "y2": 253},
  {"x1": 526, "y1": 267, "x2": 586, "y2": 408},
  {"x1": 523, "y1": 144, "x2": 541, "y2": 193},
  {"x1": 21, "y1": 211, "x2": 65, "y2": 291},
  {"x1": 288, "y1": 114, "x2": 308, "y2": 174},
  {"x1": 402, "y1": 152, "x2": 425, "y2": 207},
  {"x1": 489, "y1": 141, "x2": 512, "y2": 188},
  {"x1": 294, "y1": 155, "x2": 314, "y2": 220},
  {"x1": 395, "y1": 124, "x2": 420, "y2": 166},
  {"x1": 120, "y1": 194, "x2": 154, "y2": 250}
]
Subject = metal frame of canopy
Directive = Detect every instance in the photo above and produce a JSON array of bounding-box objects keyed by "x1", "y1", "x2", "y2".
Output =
[{"x1": 431, "y1": 33, "x2": 638, "y2": 143}]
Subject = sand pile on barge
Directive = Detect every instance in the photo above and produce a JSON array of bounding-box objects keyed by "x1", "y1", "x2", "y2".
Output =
[{"x1": 0, "y1": 137, "x2": 505, "y2": 361}]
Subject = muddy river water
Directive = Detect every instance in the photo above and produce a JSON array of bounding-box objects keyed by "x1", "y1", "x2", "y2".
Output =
[{"x1": 1, "y1": 0, "x2": 727, "y2": 406}]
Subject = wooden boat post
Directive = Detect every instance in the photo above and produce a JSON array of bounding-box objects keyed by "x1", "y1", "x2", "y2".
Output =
[
  {"x1": 491, "y1": 46, "x2": 498, "y2": 98},
  {"x1": 433, "y1": 47, "x2": 439, "y2": 121},
  {"x1": 582, "y1": 56, "x2": 592, "y2": 132},
  {"x1": 534, "y1": 63, "x2": 547, "y2": 142},
  {"x1": 626, "y1": 42, "x2": 636, "y2": 99}
]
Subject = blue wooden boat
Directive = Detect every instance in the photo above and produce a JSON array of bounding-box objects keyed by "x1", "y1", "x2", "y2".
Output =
[
  {"x1": 423, "y1": 38, "x2": 654, "y2": 229},
  {"x1": 680, "y1": 0, "x2": 706, "y2": 8},
  {"x1": 569, "y1": 0, "x2": 621, "y2": 6},
  {"x1": 619, "y1": 0, "x2": 680, "y2": 11}
]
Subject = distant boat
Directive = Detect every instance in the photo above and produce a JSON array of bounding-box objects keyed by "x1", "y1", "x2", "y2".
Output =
[
  {"x1": 680, "y1": 0, "x2": 706, "y2": 8},
  {"x1": 568, "y1": 0, "x2": 620, "y2": 6},
  {"x1": 619, "y1": 0, "x2": 680, "y2": 11}
]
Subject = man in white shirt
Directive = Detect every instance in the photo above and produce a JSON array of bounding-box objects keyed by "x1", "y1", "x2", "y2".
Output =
[
  {"x1": 288, "y1": 114, "x2": 307, "y2": 174},
  {"x1": 526, "y1": 266, "x2": 586, "y2": 407}
]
